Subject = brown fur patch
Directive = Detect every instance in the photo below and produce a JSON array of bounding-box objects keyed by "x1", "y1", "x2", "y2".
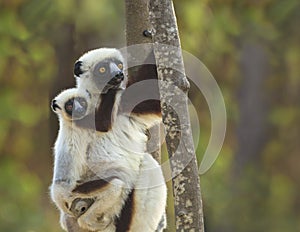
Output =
[
  {"x1": 95, "y1": 89, "x2": 118, "y2": 132},
  {"x1": 72, "y1": 176, "x2": 117, "y2": 194},
  {"x1": 115, "y1": 189, "x2": 135, "y2": 232}
]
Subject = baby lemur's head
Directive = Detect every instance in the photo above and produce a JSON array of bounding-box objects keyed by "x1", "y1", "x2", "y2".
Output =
[{"x1": 51, "y1": 88, "x2": 93, "y2": 121}]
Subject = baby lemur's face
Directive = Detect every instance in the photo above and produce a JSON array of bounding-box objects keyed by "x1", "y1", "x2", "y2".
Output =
[
  {"x1": 51, "y1": 88, "x2": 91, "y2": 121},
  {"x1": 63, "y1": 97, "x2": 87, "y2": 119}
]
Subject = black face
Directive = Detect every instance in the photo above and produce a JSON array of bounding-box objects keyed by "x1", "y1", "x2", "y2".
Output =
[
  {"x1": 74, "y1": 59, "x2": 124, "y2": 93},
  {"x1": 64, "y1": 97, "x2": 88, "y2": 119}
]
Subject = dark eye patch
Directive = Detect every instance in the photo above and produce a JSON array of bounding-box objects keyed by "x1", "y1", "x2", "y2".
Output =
[
  {"x1": 94, "y1": 59, "x2": 123, "y2": 76},
  {"x1": 74, "y1": 61, "x2": 84, "y2": 77},
  {"x1": 64, "y1": 97, "x2": 88, "y2": 118},
  {"x1": 65, "y1": 99, "x2": 74, "y2": 116},
  {"x1": 94, "y1": 62, "x2": 109, "y2": 77}
]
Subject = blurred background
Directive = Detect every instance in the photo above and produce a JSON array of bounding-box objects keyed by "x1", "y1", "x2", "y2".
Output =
[{"x1": 0, "y1": 0, "x2": 299, "y2": 231}]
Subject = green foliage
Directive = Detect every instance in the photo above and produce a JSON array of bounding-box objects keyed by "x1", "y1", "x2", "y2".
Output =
[
  {"x1": 174, "y1": 0, "x2": 300, "y2": 231},
  {"x1": 0, "y1": 0, "x2": 299, "y2": 231}
]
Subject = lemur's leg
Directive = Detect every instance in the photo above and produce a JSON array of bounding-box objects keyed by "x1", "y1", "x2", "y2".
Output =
[
  {"x1": 69, "y1": 178, "x2": 126, "y2": 232},
  {"x1": 128, "y1": 154, "x2": 167, "y2": 232}
]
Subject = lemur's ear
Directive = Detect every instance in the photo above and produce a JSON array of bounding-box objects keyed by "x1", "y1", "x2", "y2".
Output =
[
  {"x1": 51, "y1": 99, "x2": 61, "y2": 112},
  {"x1": 74, "y1": 61, "x2": 84, "y2": 77}
]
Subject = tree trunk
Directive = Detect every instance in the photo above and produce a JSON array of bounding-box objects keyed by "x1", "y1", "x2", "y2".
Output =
[
  {"x1": 125, "y1": 0, "x2": 162, "y2": 163},
  {"x1": 149, "y1": 0, "x2": 204, "y2": 231},
  {"x1": 125, "y1": 0, "x2": 152, "y2": 46}
]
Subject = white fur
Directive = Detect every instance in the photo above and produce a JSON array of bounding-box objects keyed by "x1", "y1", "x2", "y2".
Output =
[{"x1": 51, "y1": 87, "x2": 167, "y2": 231}]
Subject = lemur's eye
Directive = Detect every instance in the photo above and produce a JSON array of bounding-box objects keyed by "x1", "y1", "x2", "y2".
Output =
[
  {"x1": 66, "y1": 104, "x2": 73, "y2": 111},
  {"x1": 65, "y1": 99, "x2": 74, "y2": 116},
  {"x1": 99, "y1": 67, "x2": 106, "y2": 73},
  {"x1": 117, "y1": 63, "x2": 123, "y2": 70}
]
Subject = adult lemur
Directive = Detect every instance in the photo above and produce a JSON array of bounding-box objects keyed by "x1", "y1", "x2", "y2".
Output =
[{"x1": 51, "y1": 48, "x2": 167, "y2": 232}]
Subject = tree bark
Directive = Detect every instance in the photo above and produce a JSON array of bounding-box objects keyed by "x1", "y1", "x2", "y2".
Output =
[
  {"x1": 125, "y1": 0, "x2": 152, "y2": 46},
  {"x1": 149, "y1": 0, "x2": 204, "y2": 231},
  {"x1": 125, "y1": 0, "x2": 162, "y2": 163}
]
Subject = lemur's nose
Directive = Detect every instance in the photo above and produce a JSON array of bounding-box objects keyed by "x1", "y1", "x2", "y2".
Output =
[
  {"x1": 114, "y1": 71, "x2": 124, "y2": 82},
  {"x1": 110, "y1": 63, "x2": 124, "y2": 81},
  {"x1": 73, "y1": 99, "x2": 85, "y2": 113}
]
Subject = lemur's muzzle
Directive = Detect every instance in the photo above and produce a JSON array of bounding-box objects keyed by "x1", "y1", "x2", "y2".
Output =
[
  {"x1": 105, "y1": 62, "x2": 124, "y2": 89},
  {"x1": 109, "y1": 71, "x2": 124, "y2": 86},
  {"x1": 109, "y1": 63, "x2": 124, "y2": 85}
]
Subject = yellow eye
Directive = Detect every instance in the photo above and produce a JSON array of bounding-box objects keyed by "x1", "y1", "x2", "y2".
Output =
[
  {"x1": 99, "y1": 67, "x2": 106, "y2": 73},
  {"x1": 118, "y1": 63, "x2": 123, "y2": 70}
]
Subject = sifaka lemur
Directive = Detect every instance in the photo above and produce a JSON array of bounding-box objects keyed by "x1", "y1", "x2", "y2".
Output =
[{"x1": 50, "y1": 48, "x2": 167, "y2": 232}]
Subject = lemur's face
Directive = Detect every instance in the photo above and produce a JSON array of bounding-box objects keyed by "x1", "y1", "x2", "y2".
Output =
[
  {"x1": 74, "y1": 48, "x2": 126, "y2": 94},
  {"x1": 51, "y1": 88, "x2": 91, "y2": 121}
]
